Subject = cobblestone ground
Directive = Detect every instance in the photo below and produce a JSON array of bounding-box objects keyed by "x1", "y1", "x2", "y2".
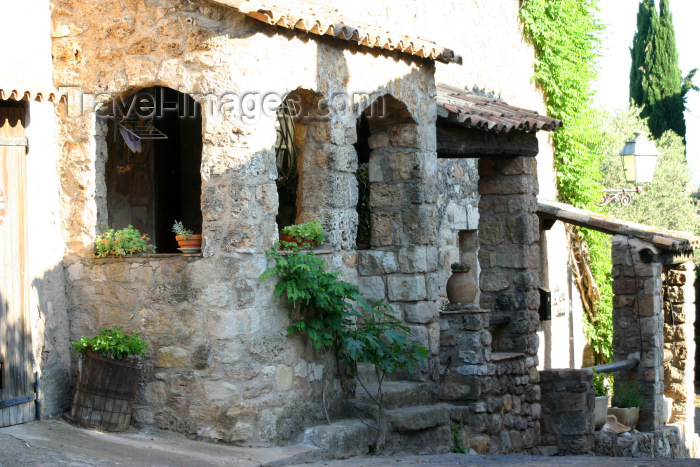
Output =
[{"x1": 294, "y1": 453, "x2": 700, "y2": 466}]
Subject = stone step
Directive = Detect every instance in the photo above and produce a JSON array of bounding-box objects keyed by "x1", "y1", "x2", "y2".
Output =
[
  {"x1": 353, "y1": 381, "x2": 438, "y2": 409},
  {"x1": 533, "y1": 445, "x2": 559, "y2": 456},
  {"x1": 382, "y1": 403, "x2": 465, "y2": 455},
  {"x1": 301, "y1": 419, "x2": 372, "y2": 460}
]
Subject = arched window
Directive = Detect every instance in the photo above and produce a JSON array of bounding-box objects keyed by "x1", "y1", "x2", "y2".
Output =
[{"x1": 103, "y1": 86, "x2": 202, "y2": 253}]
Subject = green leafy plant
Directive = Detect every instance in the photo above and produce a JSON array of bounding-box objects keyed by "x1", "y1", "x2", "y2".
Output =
[
  {"x1": 592, "y1": 369, "x2": 613, "y2": 397},
  {"x1": 172, "y1": 220, "x2": 194, "y2": 239},
  {"x1": 451, "y1": 424, "x2": 469, "y2": 454},
  {"x1": 94, "y1": 224, "x2": 155, "y2": 258},
  {"x1": 260, "y1": 246, "x2": 427, "y2": 451},
  {"x1": 612, "y1": 382, "x2": 642, "y2": 408},
  {"x1": 71, "y1": 327, "x2": 148, "y2": 360},
  {"x1": 520, "y1": 0, "x2": 614, "y2": 363},
  {"x1": 450, "y1": 261, "x2": 471, "y2": 272},
  {"x1": 281, "y1": 220, "x2": 325, "y2": 247}
]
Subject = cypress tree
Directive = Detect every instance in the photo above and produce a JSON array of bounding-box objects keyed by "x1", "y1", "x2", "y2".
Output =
[{"x1": 629, "y1": 0, "x2": 686, "y2": 140}]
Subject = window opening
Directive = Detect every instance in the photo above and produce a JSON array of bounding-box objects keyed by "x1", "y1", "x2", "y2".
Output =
[{"x1": 275, "y1": 98, "x2": 299, "y2": 230}]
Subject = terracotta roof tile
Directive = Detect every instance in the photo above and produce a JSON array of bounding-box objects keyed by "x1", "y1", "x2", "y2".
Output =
[
  {"x1": 436, "y1": 83, "x2": 561, "y2": 133},
  {"x1": 211, "y1": 0, "x2": 461, "y2": 63}
]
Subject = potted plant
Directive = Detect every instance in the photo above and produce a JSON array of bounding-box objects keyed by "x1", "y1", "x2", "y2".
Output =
[
  {"x1": 94, "y1": 224, "x2": 155, "y2": 258},
  {"x1": 608, "y1": 381, "x2": 641, "y2": 430},
  {"x1": 67, "y1": 327, "x2": 148, "y2": 431},
  {"x1": 172, "y1": 220, "x2": 202, "y2": 253},
  {"x1": 446, "y1": 261, "x2": 477, "y2": 304},
  {"x1": 279, "y1": 220, "x2": 325, "y2": 250},
  {"x1": 592, "y1": 370, "x2": 613, "y2": 429}
]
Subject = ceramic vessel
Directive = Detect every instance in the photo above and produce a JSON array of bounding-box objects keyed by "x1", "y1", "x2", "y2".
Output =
[
  {"x1": 594, "y1": 395, "x2": 609, "y2": 429},
  {"x1": 446, "y1": 270, "x2": 477, "y2": 304},
  {"x1": 607, "y1": 406, "x2": 639, "y2": 430}
]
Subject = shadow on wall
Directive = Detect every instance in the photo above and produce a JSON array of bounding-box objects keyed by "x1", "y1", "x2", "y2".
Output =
[{"x1": 30, "y1": 263, "x2": 72, "y2": 417}]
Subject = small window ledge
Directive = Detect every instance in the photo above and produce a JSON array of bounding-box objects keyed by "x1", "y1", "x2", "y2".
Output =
[{"x1": 92, "y1": 253, "x2": 202, "y2": 263}]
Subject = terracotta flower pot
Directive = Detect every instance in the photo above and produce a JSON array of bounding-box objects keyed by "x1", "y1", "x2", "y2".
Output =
[
  {"x1": 176, "y1": 234, "x2": 202, "y2": 249},
  {"x1": 446, "y1": 270, "x2": 477, "y2": 304},
  {"x1": 279, "y1": 234, "x2": 316, "y2": 250}
]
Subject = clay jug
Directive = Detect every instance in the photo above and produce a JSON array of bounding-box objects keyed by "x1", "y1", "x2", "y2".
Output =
[{"x1": 446, "y1": 270, "x2": 477, "y2": 304}]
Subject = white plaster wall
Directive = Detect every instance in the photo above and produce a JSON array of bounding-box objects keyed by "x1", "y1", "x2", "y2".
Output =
[
  {"x1": 25, "y1": 101, "x2": 72, "y2": 415},
  {"x1": 0, "y1": 0, "x2": 71, "y2": 415}
]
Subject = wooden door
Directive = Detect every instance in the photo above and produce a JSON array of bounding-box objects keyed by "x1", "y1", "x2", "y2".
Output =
[{"x1": 0, "y1": 101, "x2": 34, "y2": 426}]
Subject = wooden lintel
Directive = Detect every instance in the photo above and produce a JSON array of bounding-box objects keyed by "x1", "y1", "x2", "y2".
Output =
[{"x1": 436, "y1": 125, "x2": 539, "y2": 158}]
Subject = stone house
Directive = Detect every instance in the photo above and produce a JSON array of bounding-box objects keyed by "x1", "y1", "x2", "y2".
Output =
[{"x1": 2, "y1": 0, "x2": 694, "y2": 458}]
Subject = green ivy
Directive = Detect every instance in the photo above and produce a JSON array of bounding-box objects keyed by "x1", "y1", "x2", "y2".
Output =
[{"x1": 520, "y1": 0, "x2": 613, "y2": 361}]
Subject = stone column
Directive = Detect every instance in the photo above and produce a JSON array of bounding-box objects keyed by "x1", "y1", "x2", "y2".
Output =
[
  {"x1": 611, "y1": 236, "x2": 664, "y2": 431},
  {"x1": 477, "y1": 156, "x2": 539, "y2": 356},
  {"x1": 663, "y1": 261, "x2": 696, "y2": 444},
  {"x1": 358, "y1": 118, "x2": 439, "y2": 380}
]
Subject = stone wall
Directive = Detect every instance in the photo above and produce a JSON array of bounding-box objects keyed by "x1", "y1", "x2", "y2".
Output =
[
  {"x1": 539, "y1": 368, "x2": 594, "y2": 455},
  {"x1": 663, "y1": 262, "x2": 696, "y2": 443},
  {"x1": 611, "y1": 236, "x2": 665, "y2": 432},
  {"x1": 477, "y1": 156, "x2": 540, "y2": 356},
  {"x1": 52, "y1": 0, "x2": 438, "y2": 444},
  {"x1": 438, "y1": 306, "x2": 541, "y2": 454}
]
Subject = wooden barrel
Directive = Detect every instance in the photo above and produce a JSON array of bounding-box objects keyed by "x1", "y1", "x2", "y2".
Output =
[{"x1": 68, "y1": 350, "x2": 141, "y2": 431}]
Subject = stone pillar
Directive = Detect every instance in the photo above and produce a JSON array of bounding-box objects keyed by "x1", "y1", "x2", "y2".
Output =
[
  {"x1": 539, "y1": 368, "x2": 595, "y2": 454},
  {"x1": 357, "y1": 117, "x2": 439, "y2": 380},
  {"x1": 611, "y1": 236, "x2": 664, "y2": 431},
  {"x1": 663, "y1": 261, "x2": 696, "y2": 444},
  {"x1": 477, "y1": 156, "x2": 539, "y2": 356}
]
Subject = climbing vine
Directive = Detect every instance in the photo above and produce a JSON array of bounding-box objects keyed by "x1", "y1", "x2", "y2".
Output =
[{"x1": 520, "y1": 0, "x2": 613, "y2": 362}]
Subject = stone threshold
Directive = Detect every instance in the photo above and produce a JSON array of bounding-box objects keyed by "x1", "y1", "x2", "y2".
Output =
[{"x1": 491, "y1": 352, "x2": 526, "y2": 362}]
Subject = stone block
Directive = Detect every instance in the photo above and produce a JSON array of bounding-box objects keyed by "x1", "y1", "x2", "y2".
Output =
[
  {"x1": 389, "y1": 152, "x2": 420, "y2": 180},
  {"x1": 157, "y1": 346, "x2": 189, "y2": 368},
  {"x1": 389, "y1": 123, "x2": 419, "y2": 147},
  {"x1": 469, "y1": 434, "x2": 490, "y2": 454},
  {"x1": 368, "y1": 131, "x2": 389, "y2": 149},
  {"x1": 358, "y1": 276, "x2": 386, "y2": 302},
  {"x1": 507, "y1": 215, "x2": 538, "y2": 245},
  {"x1": 370, "y1": 211, "x2": 402, "y2": 247},
  {"x1": 387, "y1": 275, "x2": 426, "y2": 301},
  {"x1": 397, "y1": 247, "x2": 428, "y2": 273},
  {"x1": 357, "y1": 250, "x2": 398, "y2": 276},
  {"x1": 404, "y1": 301, "x2": 438, "y2": 323},
  {"x1": 480, "y1": 271, "x2": 510, "y2": 292},
  {"x1": 369, "y1": 182, "x2": 403, "y2": 208},
  {"x1": 478, "y1": 217, "x2": 505, "y2": 247},
  {"x1": 404, "y1": 207, "x2": 438, "y2": 245}
]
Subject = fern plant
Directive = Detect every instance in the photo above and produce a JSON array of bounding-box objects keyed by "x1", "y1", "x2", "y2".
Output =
[{"x1": 260, "y1": 246, "x2": 427, "y2": 450}]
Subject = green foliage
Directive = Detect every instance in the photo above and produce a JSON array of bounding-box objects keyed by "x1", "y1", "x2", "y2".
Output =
[
  {"x1": 612, "y1": 382, "x2": 643, "y2": 408},
  {"x1": 451, "y1": 425, "x2": 469, "y2": 454},
  {"x1": 596, "y1": 107, "x2": 700, "y2": 234},
  {"x1": 340, "y1": 299, "x2": 428, "y2": 377},
  {"x1": 281, "y1": 220, "x2": 325, "y2": 246},
  {"x1": 71, "y1": 326, "x2": 148, "y2": 360},
  {"x1": 450, "y1": 261, "x2": 471, "y2": 272},
  {"x1": 355, "y1": 167, "x2": 371, "y2": 246},
  {"x1": 592, "y1": 369, "x2": 614, "y2": 397},
  {"x1": 629, "y1": 0, "x2": 686, "y2": 139},
  {"x1": 520, "y1": 0, "x2": 604, "y2": 208},
  {"x1": 94, "y1": 224, "x2": 155, "y2": 258},
  {"x1": 172, "y1": 220, "x2": 193, "y2": 239},
  {"x1": 521, "y1": 0, "x2": 615, "y2": 362},
  {"x1": 260, "y1": 247, "x2": 427, "y2": 375}
]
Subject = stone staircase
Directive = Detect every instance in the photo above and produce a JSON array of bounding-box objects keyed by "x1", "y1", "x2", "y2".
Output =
[{"x1": 302, "y1": 381, "x2": 469, "y2": 458}]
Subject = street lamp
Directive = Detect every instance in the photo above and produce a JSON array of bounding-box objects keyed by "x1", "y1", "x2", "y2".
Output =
[{"x1": 597, "y1": 131, "x2": 659, "y2": 207}]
